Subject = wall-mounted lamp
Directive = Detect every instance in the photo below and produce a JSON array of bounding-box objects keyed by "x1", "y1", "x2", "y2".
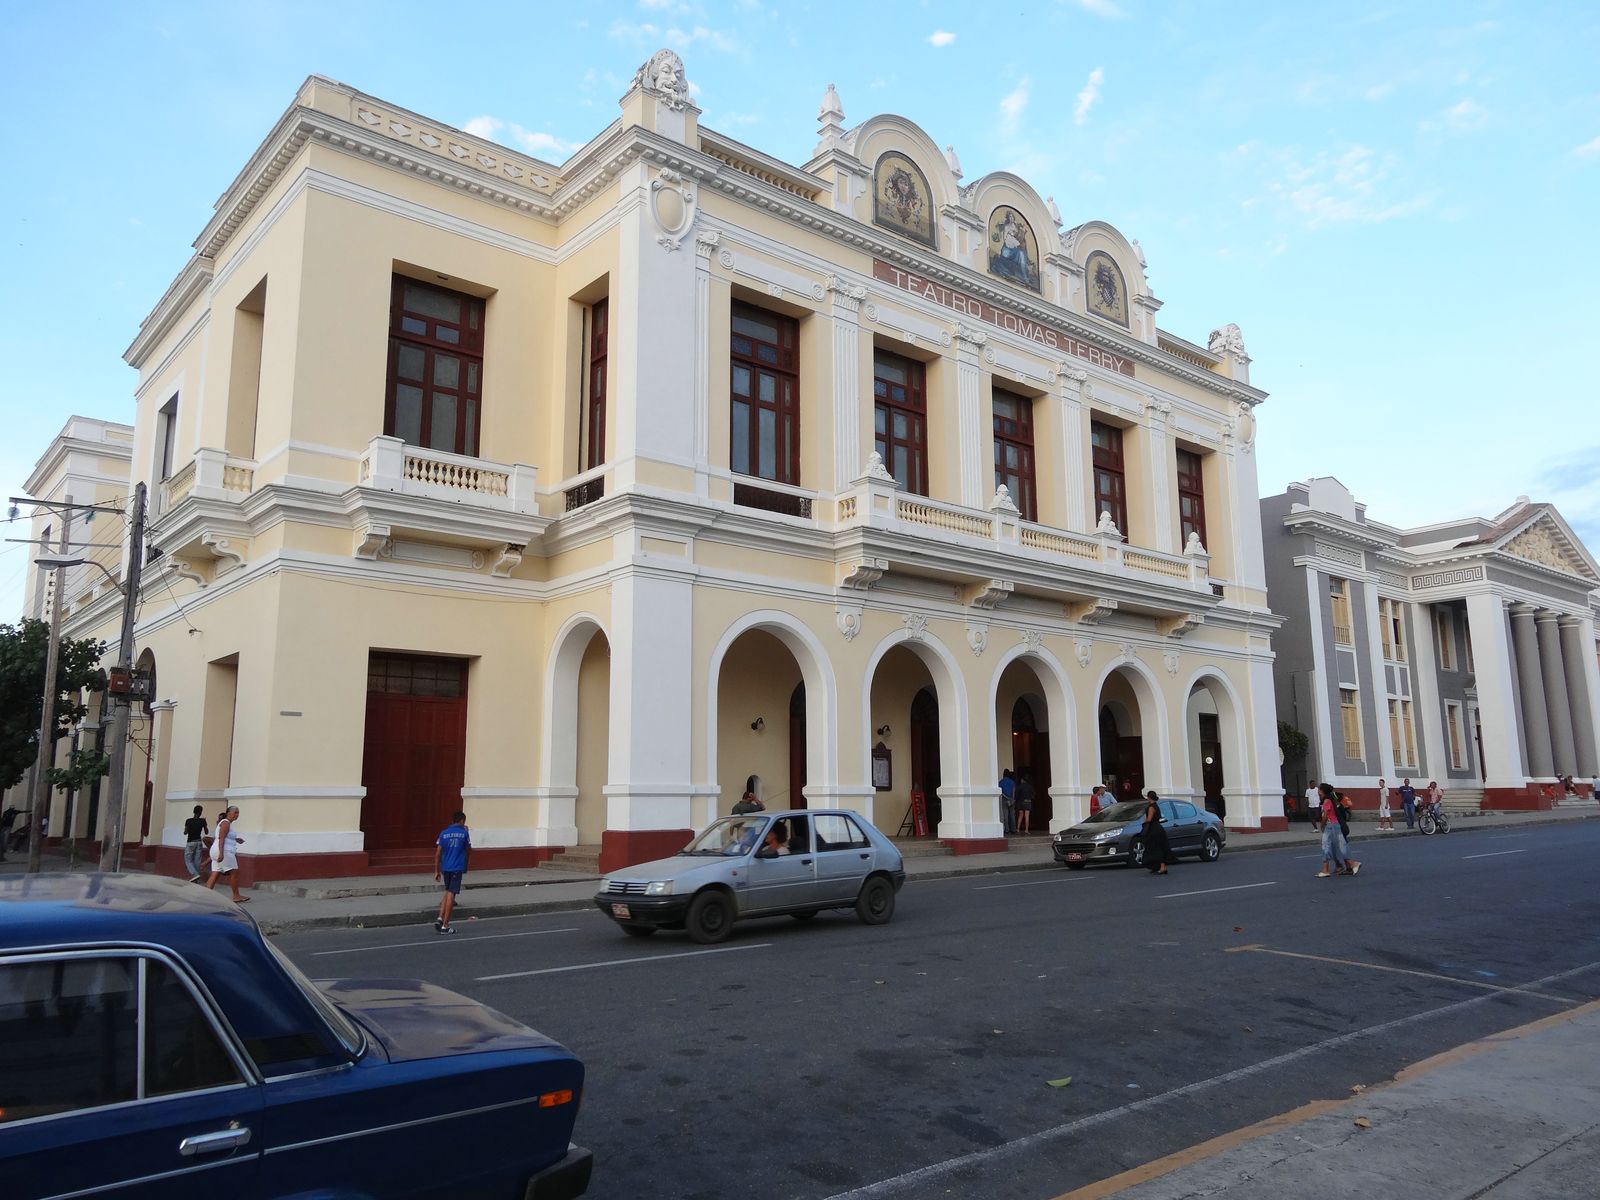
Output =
[
  {"x1": 750, "y1": 717, "x2": 765, "y2": 732},
  {"x1": 875, "y1": 724, "x2": 891, "y2": 737}
]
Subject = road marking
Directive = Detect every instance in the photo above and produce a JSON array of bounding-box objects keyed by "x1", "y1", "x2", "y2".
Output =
[
  {"x1": 476, "y1": 942, "x2": 771, "y2": 981},
  {"x1": 1226, "y1": 945, "x2": 1576, "y2": 1003},
  {"x1": 1157, "y1": 882, "x2": 1277, "y2": 900},
  {"x1": 819, "y1": 957, "x2": 1600, "y2": 1200},
  {"x1": 974, "y1": 875, "x2": 1092, "y2": 891},
  {"x1": 1463, "y1": 848, "x2": 1531, "y2": 860},
  {"x1": 312, "y1": 928, "x2": 579, "y2": 956}
]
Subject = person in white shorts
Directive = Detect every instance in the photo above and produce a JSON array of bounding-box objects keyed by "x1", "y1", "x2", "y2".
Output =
[{"x1": 1376, "y1": 778, "x2": 1393, "y2": 830}]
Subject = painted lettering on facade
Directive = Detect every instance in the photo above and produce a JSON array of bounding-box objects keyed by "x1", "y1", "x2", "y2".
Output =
[{"x1": 872, "y1": 260, "x2": 1136, "y2": 377}]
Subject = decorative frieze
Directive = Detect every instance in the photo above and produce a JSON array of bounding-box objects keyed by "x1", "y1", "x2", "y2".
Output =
[
  {"x1": 1312, "y1": 541, "x2": 1363, "y2": 568},
  {"x1": 1411, "y1": 566, "x2": 1485, "y2": 589}
]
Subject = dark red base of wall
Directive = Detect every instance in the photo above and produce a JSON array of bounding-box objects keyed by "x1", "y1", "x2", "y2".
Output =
[
  {"x1": 1481, "y1": 786, "x2": 1554, "y2": 811},
  {"x1": 943, "y1": 837, "x2": 1008, "y2": 855},
  {"x1": 600, "y1": 828, "x2": 693, "y2": 873}
]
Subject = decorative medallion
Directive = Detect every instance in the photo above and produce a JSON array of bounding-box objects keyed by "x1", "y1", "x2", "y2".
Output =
[
  {"x1": 1084, "y1": 250, "x2": 1128, "y2": 327},
  {"x1": 1074, "y1": 639, "x2": 1093, "y2": 668},
  {"x1": 902, "y1": 612, "x2": 929, "y2": 641},
  {"x1": 987, "y1": 206, "x2": 1040, "y2": 291},
  {"x1": 872, "y1": 152, "x2": 936, "y2": 248}
]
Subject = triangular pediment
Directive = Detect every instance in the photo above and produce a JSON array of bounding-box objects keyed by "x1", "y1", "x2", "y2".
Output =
[{"x1": 1497, "y1": 511, "x2": 1599, "y2": 581}]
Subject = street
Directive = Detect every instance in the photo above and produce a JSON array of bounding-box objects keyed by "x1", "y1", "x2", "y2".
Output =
[{"x1": 273, "y1": 822, "x2": 1600, "y2": 1199}]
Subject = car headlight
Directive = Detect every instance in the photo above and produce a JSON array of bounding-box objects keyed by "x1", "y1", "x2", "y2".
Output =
[
  {"x1": 645, "y1": 880, "x2": 674, "y2": 896},
  {"x1": 1097, "y1": 830, "x2": 1122, "y2": 841}
]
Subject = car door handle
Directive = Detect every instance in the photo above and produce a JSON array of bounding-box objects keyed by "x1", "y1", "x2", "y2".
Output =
[
  {"x1": 179, "y1": 1125, "x2": 252, "y2": 1157},
  {"x1": 859, "y1": 852, "x2": 870, "y2": 859},
  {"x1": 799, "y1": 858, "x2": 813, "y2": 865}
]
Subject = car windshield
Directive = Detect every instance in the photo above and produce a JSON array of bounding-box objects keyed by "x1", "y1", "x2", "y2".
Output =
[
  {"x1": 1084, "y1": 801, "x2": 1145, "y2": 825},
  {"x1": 264, "y1": 938, "x2": 365, "y2": 1059},
  {"x1": 681, "y1": 816, "x2": 766, "y2": 856}
]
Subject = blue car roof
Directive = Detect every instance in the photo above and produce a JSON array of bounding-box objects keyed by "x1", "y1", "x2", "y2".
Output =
[{"x1": 0, "y1": 872, "x2": 257, "y2": 946}]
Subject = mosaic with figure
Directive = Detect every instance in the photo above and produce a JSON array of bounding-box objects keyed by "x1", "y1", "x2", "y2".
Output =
[
  {"x1": 1084, "y1": 250, "x2": 1128, "y2": 327},
  {"x1": 873, "y1": 152, "x2": 936, "y2": 248},
  {"x1": 987, "y1": 206, "x2": 1040, "y2": 291}
]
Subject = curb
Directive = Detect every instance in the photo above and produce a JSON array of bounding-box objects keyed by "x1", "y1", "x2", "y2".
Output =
[{"x1": 256, "y1": 810, "x2": 1598, "y2": 935}]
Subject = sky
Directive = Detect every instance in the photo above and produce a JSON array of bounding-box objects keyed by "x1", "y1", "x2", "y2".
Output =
[{"x1": 2, "y1": 0, "x2": 1598, "y2": 613}]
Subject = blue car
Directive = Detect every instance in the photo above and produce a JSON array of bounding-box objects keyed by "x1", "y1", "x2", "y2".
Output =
[{"x1": 0, "y1": 874, "x2": 591, "y2": 1199}]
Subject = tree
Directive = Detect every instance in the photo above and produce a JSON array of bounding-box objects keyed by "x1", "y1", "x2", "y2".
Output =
[{"x1": 0, "y1": 618, "x2": 108, "y2": 793}]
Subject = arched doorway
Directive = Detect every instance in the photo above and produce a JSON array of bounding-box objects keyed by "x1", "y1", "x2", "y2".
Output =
[
  {"x1": 865, "y1": 633, "x2": 968, "y2": 839},
  {"x1": 542, "y1": 616, "x2": 611, "y2": 850},
  {"x1": 1184, "y1": 671, "x2": 1246, "y2": 825},
  {"x1": 1009, "y1": 695, "x2": 1052, "y2": 829},
  {"x1": 789, "y1": 682, "x2": 807, "y2": 808},
  {"x1": 574, "y1": 632, "x2": 611, "y2": 844},
  {"x1": 910, "y1": 686, "x2": 941, "y2": 833},
  {"x1": 1098, "y1": 671, "x2": 1147, "y2": 803},
  {"x1": 714, "y1": 629, "x2": 808, "y2": 814}
]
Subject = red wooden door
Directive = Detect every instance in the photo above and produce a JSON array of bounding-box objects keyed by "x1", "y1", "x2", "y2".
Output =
[{"x1": 361, "y1": 656, "x2": 468, "y2": 854}]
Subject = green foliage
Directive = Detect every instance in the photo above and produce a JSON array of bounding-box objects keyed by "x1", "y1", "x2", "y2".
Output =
[
  {"x1": 48, "y1": 747, "x2": 111, "y2": 795},
  {"x1": 0, "y1": 619, "x2": 108, "y2": 792},
  {"x1": 1277, "y1": 720, "x2": 1310, "y2": 761}
]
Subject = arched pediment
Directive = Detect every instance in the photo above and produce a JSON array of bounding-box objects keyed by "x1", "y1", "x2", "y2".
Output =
[
  {"x1": 846, "y1": 115, "x2": 961, "y2": 250},
  {"x1": 964, "y1": 173, "x2": 1059, "y2": 294},
  {"x1": 1063, "y1": 220, "x2": 1148, "y2": 329}
]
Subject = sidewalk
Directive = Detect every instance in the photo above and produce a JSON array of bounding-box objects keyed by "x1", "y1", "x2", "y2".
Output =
[
  {"x1": 4, "y1": 805, "x2": 1596, "y2": 934},
  {"x1": 1073, "y1": 999, "x2": 1600, "y2": 1199}
]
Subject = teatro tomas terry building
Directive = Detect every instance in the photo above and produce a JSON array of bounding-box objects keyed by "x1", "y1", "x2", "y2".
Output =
[{"x1": 42, "y1": 50, "x2": 1286, "y2": 879}]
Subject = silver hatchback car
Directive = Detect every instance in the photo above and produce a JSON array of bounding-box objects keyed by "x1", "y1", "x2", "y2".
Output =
[{"x1": 594, "y1": 810, "x2": 907, "y2": 943}]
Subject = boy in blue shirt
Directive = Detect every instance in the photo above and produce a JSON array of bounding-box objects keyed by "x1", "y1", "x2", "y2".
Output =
[{"x1": 433, "y1": 810, "x2": 471, "y2": 934}]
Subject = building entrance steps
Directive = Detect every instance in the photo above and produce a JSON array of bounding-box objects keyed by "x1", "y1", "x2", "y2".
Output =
[
  {"x1": 890, "y1": 838, "x2": 955, "y2": 859},
  {"x1": 539, "y1": 845, "x2": 603, "y2": 875}
]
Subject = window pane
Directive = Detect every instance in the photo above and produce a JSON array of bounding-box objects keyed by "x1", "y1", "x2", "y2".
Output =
[
  {"x1": 145, "y1": 961, "x2": 241, "y2": 1098},
  {"x1": 758, "y1": 373, "x2": 776, "y2": 404},
  {"x1": 396, "y1": 344, "x2": 425, "y2": 381},
  {"x1": 431, "y1": 393, "x2": 458, "y2": 452},
  {"x1": 0, "y1": 958, "x2": 138, "y2": 1122},
  {"x1": 732, "y1": 311, "x2": 780, "y2": 342},
  {"x1": 394, "y1": 385, "x2": 423, "y2": 445},
  {"x1": 893, "y1": 412, "x2": 908, "y2": 439},
  {"x1": 893, "y1": 446, "x2": 909, "y2": 488},
  {"x1": 467, "y1": 362, "x2": 479, "y2": 394},
  {"x1": 874, "y1": 354, "x2": 906, "y2": 385},
  {"x1": 758, "y1": 408, "x2": 776, "y2": 479},
  {"x1": 731, "y1": 401, "x2": 749, "y2": 474},
  {"x1": 733, "y1": 365, "x2": 751, "y2": 397},
  {"x1": 435, "y1": 326, "x2": 460, "y2": 345},
  {"x1": 433, "y1": 354, "x2": 460, "y2": 389},
  {"x1": 404, "y1": 283, "x2": 461, "y2": 323},
  {"x1": 401, "y1": 316, "x2": 427, "y2": 336},
  {"x1": 464, "y1": 399, "x2": 478, "y2": 456},
  {"x1": 875, "y1": 406, "x2": 887, "y2": 435}
]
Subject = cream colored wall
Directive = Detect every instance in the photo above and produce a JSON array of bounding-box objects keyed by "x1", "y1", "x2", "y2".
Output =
[
  {"x1": 575, "y1": 631, "x2": 610, "y2": 844},
  {"x1": 714, "y1": 629, "x2": 802, "y2": 813}
]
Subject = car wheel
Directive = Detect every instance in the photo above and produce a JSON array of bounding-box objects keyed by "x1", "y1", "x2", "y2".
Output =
[
  {"x1": 621, "y1": 923, "x2": 657, "y2": 937},
  {"x1": 790, "y1": 910, "x2": 819, "y2": 922},
  {"x1": 686, "y1": 890, "x2": 734, "y2": 944},
  {"x1": 1199, "y1": 831, "x2": 1221, "y2": 862},
  {"x1": 855, "y1": 876, "x2": 896, "y2": 925},
  {"x1": 1128, "y1": 837, "x2": 1145, "y2": 868}
]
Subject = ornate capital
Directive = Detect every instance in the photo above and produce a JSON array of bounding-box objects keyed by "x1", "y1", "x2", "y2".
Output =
[
  {"x1": 693, "y1": 228, "x2": 721, "y2": 259},
  {"x1": 954, "y1": 322, "x2": 989, "y2": 349},
  {"x1": 825, "y1": 272, "x2": 867, "y2": 311}
]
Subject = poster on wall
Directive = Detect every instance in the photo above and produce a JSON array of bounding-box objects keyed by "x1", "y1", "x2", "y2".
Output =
[
  {"x1": 873, "y1": 152, "x2": 936, "y2": 248},
  {"x1": 871, "y1": 743, "x2": 893, "y2": 790},
  {"x1": 987, "y1": 205, "x2": 1040, "y2": 291}
]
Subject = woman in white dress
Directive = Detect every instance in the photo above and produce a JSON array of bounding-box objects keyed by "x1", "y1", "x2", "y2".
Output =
[{"x1": 205, "y1": 805, "x2": 248, "y2": 902}]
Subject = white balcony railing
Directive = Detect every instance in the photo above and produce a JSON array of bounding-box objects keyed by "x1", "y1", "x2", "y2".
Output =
[
  {"x1": 360, "y1": 436, "x2": 537, "y2": 515},
  {"x1": 160, "y1": 448, "x2": 255, "y2": 512}
]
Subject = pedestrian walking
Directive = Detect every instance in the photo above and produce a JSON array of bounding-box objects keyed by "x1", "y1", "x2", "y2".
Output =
[
  {"x1": 733, "y1": 774, "x2": 765, "y2": 815},
  {"x1": 1336, "y1": 790, "x2": 1353, "y2": 839},
  {"x1": 1089, "y1": 784, "x2": 1107, "y2": 814},
  {"x1": 1141, "y1": 790, "x2": 1173, "y2": 875},
  {"x1": 1376, "y1": 779, "x2": 1393, "y2": 830},
  {"x1": 1399, "y1": 778, "x2": 1418, "y2": 829},
  {"x1": 1305, "y1": 780, "x2": 1321, "y2": 829},
  {"x1": 182, "y1": 804, "x2": 210, "y2": 881},
  {"x1": 433, "y1": 809, "x2": 471, "y2": 934},
  {"x1": 1315, "y1": 784, "x2": 1360, "y2": 877},
  {"x1": 1014, "y1": 771, "x2": 1035, "y2": 835},
  {"x1": 999, "y1": 769, "x2": 1016, "y2": 834},
  {"x1": 204, "y1": 806, "x2": 248, "y2": 902}
]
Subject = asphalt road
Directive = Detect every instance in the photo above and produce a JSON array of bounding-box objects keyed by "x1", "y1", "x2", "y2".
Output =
[{"x1": 274, "y1": 822, "x2": 1600, "y2": 1200}]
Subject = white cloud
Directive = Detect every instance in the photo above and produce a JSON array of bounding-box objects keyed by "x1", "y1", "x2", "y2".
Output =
[
  {"x1": 608, "y1": 19, "x2": 738, "y2": 52},
  {"x1": 1265, "y1": 143, "x2": 1432, "y2": 228},
  {"x1": 1574, "y1": 135, "x2": 1600, "y2": 159},
  {"x1": 463, "y1": 116, "x2": 578, "y2": 160},
  {"x1": 927, "y1": 30, "x2": 956, "y2": 47},
  {"x1": 1074, "y1": 67, "x2": 1104, "y2": 125},
  {"x1": 1069, "y1": 0, "x2": 1125, "y2": 17},
  {"x1": 1000, "y1": 79, "x2": 1029, "y2": 136},
  {"x1": 1420, "y1": 97, "x2": 1487, "y2": 134},
  {"x1": 869, "y1": 77, "x2": 888, "y2": 89}
]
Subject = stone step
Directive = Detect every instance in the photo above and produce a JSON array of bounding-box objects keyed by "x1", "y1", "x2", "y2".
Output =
[{"x1": 540, "y1": 846, "x2": 602, "y2": 875}]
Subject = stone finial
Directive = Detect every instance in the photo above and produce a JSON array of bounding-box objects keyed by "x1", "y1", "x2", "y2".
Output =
[
  {"x1": 1046, "y1": 195, "x2": 1063, "y2": 228},
  {"x1": 1096, "y1": 509, "x2": 1122, "y2": 538},
  {"x1": 1207, "y1": 322, "x2": 1248, "y2": 359},
  {"x1": 944, "y1": 143, "x2": 963, "y2": 180},
  {"x1": 630, "y1": 49, "x2": 692, "y2": 112},
  {"x1": 991, "y1": 484, "x2": 1019, "y2": 514},
  {"x1": 1185, "y1": 530, "x2": 1208, "y2": 557},
  {"x1": 1131, "y1": 238, "x2": 1148, "y2": 271},
  {"x1": 816, "y1": 82, "x2": 845, "y2": 151},
  {"x1": 862, "y1": 451, "x2": 895, "y2": 483}
]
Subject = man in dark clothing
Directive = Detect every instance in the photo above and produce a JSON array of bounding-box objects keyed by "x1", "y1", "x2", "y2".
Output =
[{"x1": 1398, "y1": 778, "x2": 1418, "y2": 829}]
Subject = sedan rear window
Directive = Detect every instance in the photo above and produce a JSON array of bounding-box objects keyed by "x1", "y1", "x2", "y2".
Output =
[{"x1": 0, "y1": 958, "x2": 137, "y2": 1123}]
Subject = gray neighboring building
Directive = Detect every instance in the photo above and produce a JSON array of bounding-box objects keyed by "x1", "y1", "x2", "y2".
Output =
[{"x1": 1261, "y1": 479, "x2": 1600, "y2": 812}]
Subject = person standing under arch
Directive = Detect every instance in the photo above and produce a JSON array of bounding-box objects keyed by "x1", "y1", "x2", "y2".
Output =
[
  {"x1": 1142, "y1": 790, "x2": 1173, "y2": 875},
  {"x1": 1014, "y1": 771, "x2": 1035, "y2": 835}
]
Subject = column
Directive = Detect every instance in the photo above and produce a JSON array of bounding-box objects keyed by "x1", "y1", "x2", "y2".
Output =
[
  {"x1": 953, "y1": 325, "x2": 988, "y2": 507},
  {"x1": 1562, "y1": 615, "x2": 1600, "y2": 778},
  {"x1": 825, "y1": 274, "x2": 867, "y2": 490},
  {"x1": 1508, "y1": 603, "x2": 1554, "y2": 777},
  {"x1": 1361, "y1": 580, "x2": 1396, "y2": 781},
  {"x1": 691, "y1": 230, "x2": 719, "y2": 490},
  {"x1": 1056, "y1": 367, "x2": 1089, "y2": 530},
  {"x1": 1465, "y1": 593, "x2": 1527, "y2": 789},
  {"x1": 1537, "y1": 611, "x2": 1578, "y2": 777},
  {"x1": 1142, "y1": 399, "x2": 1176, "y2": 552},
  {"x1": 1408, "y1": 601, "x2": 1450, "y2": 780}
]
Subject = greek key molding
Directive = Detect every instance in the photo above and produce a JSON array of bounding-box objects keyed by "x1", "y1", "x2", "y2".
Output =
[{"x1": 1410, "y1": 566, "x2": 1484, "y2": 589}]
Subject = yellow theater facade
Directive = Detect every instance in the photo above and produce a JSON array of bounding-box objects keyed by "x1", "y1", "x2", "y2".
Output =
[{"x1": 44, "y1": 51, "x2": 1287, "y2": 877}]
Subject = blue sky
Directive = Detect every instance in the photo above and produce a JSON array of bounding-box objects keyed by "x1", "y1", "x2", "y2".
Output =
[{"x1": 2, "y1": 1, "x2": 1598, "y2": 611}]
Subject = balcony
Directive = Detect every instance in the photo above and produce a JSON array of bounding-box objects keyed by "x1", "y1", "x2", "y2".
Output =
[
  {"x1": 150, "y1": 448, "x2": 257, "y2": 583},
  {"x1": 352, "y1": 435, "x2": 548, "y2": 558},
  {"x1": 833, "y1": 460, "x2": 1217, "y2": 628}
]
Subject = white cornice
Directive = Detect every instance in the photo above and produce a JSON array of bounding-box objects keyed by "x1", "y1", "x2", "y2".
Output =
[
  {"x1": 1282, "y1": 509, "x2": 1395, "y2": 551},
  {"x1": 125, "y1": 258, "x2": 213, "y2": 368}
]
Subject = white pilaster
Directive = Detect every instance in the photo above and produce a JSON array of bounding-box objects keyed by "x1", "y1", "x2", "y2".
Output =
[
  {"x1": 1361, "y1": 577, "x2": 1396, "y2": 781},
  {"x1": 953, "y1": 325, "x2": 988, "y2": 508},
  {"x1": 1303, "y1": 566, "x2": 1338, "y2": 779},
  {"x1": 1056, "y1": 367, "x2": 1089, "y2": 531},
  {"x1": 691, "y1": 229, "x2": 719, "y2": 490},
  {"x1": 1240, "y1": 651, "x2": 1282, "y2": 828},
  {"x1": 826, "y1": 274, "x2": 867, "y2": 489},
  {"x1": 1466, "y1": 592, "x2": 1526, "y2": 789},
  {"x1": 1143, "y1": 398, "x2": 1176, "y2": 553},
  {"x1": 1408, "y1": 601, "x2": 1450, "y2": 780}
]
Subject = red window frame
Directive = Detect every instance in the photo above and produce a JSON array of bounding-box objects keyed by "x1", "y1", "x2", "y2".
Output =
[
  {"x1": 1091, "y1": 421, "x2": 1127, "y2": 534},
  {"x1": 584, "y1": 299, "x2": 608, "y2": 471},
  {"x1": 873, "y1": 349, "x2": 928, "y2": 496},
  {"x1": 1177, "y1": 448, "x2": 1207, "y2": 548},
  {"x1": 992, "y1": 387, "x2": 1037, "y2": 521},
  {"x1": 730, "y1": 302, "x2": 800, "y2": 485},
  {"x1": 384, "y1": 276, "x2": 485, "y2": 458}
]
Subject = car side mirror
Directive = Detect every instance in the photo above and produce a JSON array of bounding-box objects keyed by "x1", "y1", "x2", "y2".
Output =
[{"x1": 755, "y1": 846, "x2": 778, "y2": 860}]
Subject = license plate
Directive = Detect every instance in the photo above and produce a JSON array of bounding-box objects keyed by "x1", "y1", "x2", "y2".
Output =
[
  {"x1": 1065, "y1": 852, "x2": 1084, "y2": 863},
  {"x1": 611, "y1": 903, "x2": 631, "y2": 919}
]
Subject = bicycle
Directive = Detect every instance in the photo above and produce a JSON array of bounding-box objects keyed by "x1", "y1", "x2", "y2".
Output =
[{"x1": 1418, "y1": 803, "x2": 1450, "y2": 835}]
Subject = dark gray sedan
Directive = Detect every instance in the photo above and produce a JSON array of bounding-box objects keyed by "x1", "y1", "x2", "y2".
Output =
[{"x1": 1052, "y1": 799, "x2": 1226, "y2": 869}]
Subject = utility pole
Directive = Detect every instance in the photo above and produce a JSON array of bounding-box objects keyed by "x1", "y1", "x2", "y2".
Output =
[
  {"x1": 99, "y1": 481, "x2": 147, "y2": 874},
  {"x1": 26, "y1": 499, "x2": 73, "y2": 874}
]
